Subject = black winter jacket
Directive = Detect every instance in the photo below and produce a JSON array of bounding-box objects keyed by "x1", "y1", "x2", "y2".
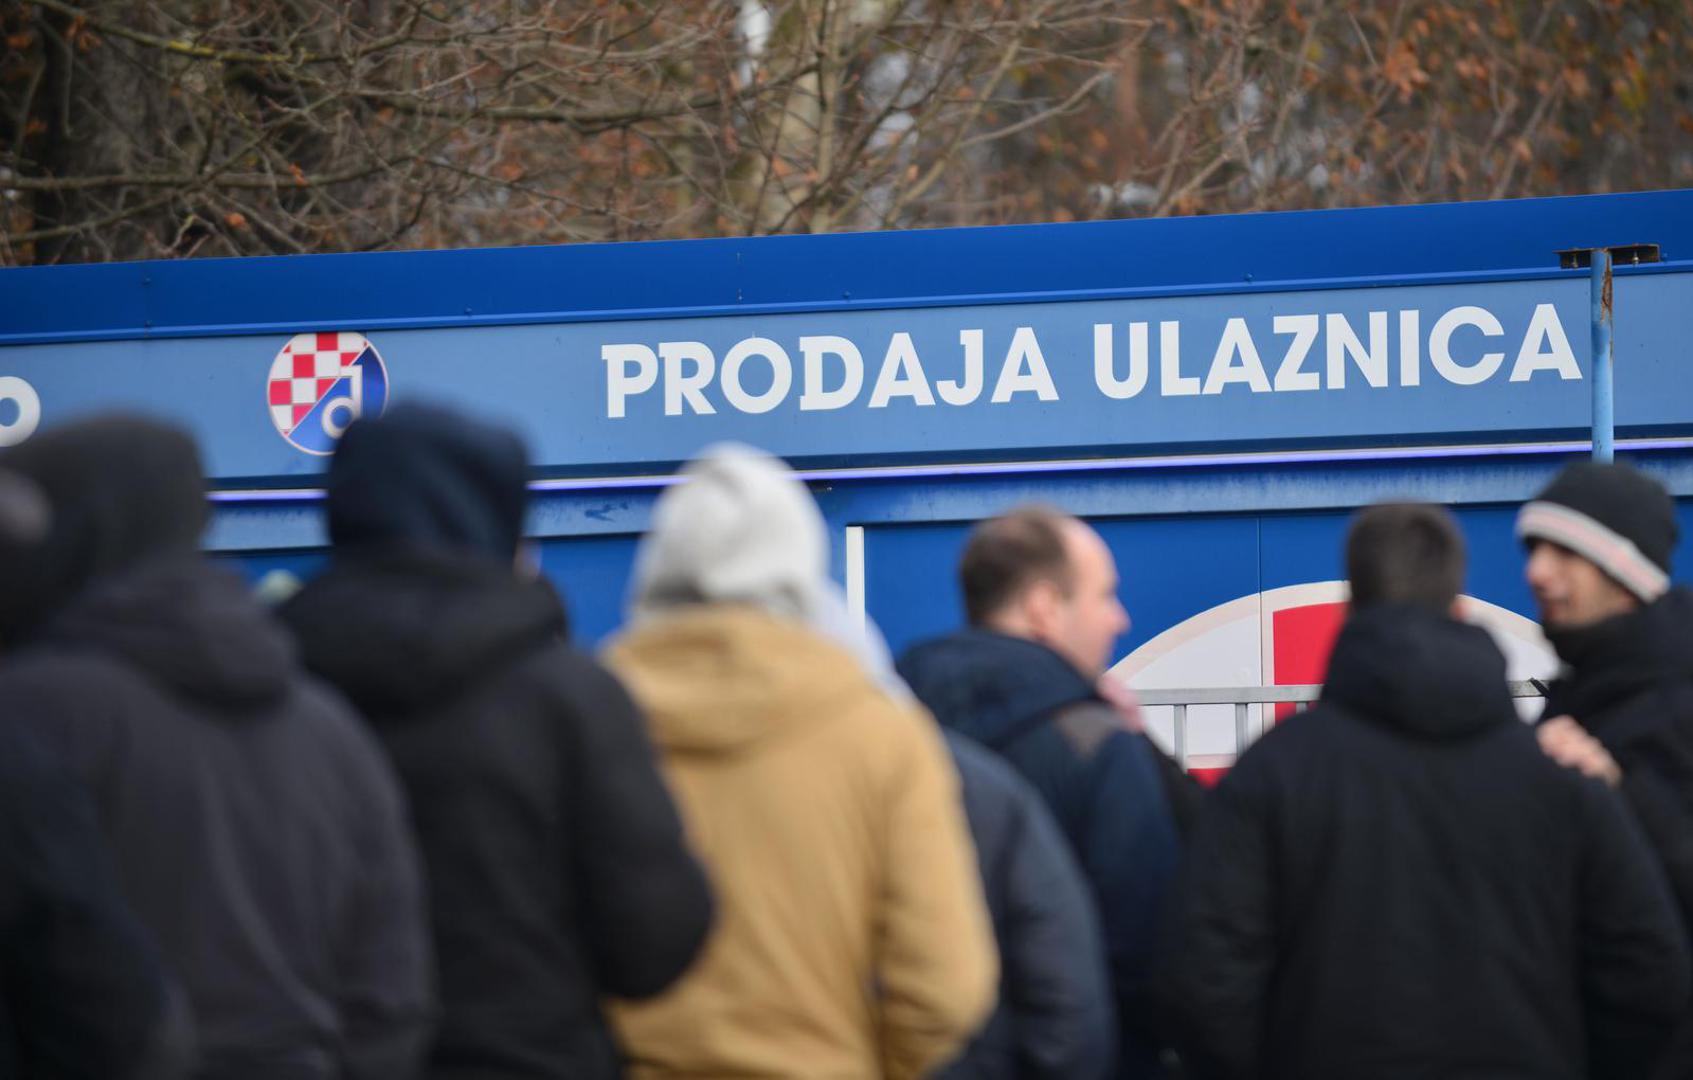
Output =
[
  {"x1": 1161, "y1": 605, "x2": 1691, "y2": 1079},
  {"x1": 279, "y1": 549, "x2": 713, "y2": 1079},
  {"x1": 899, "y1": 630, "x2": 1179, "y2": 1080},
  {"x1": 0, "y1": 557, "x2": 433, "y2": 1080},
  {"x1": 939, "y1": 732, "x2": 1115, "y2": 1080},
  {"x1": 1540, "y1": 586, "x2": 1693, "y2": 1078},
  {"x1": 0, "y1": 719, "x2": 192, "y2": 1080}
]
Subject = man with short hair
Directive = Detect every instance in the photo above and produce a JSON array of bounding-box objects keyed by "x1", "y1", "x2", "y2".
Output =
[
  {"x1": 898, "y1": 505, "x2": 1179, "y2": 1079},
  {"x1": 1161, "y1": 501, "x2": 1690, "y2": 1079},
  {"x1": 1518, "y1": 460, "x2": 1693, "y2": 1077}
]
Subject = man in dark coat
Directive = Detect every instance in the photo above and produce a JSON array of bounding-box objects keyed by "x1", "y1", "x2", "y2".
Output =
[
  {"x1": 1160, "y1": 502, "x2": 1690, "y2": 1079},
  {"x1": 278, "y1": 402, "x2": 713, "y2": 1079},
  {"x1": 939, "y1": 732, "x2": 1115, "y2": 1080},
  {"x1": 0, "y1": 469, "x2": 191, "y2": 1079},
  {"x1": 897, "y1": 506, "x2": 1180, "y2": 1079},
  {"x1": 1517, "y1": 460, "x2": 1693, "y2": 1077},
  {"x1": 0, "y1": 417, "x2": 432, "y2": 1079}
]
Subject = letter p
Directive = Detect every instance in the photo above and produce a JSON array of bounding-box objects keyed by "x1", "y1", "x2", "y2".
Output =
[{"x1": 604, "y1": 344, "x2": 659, "y2": 419}]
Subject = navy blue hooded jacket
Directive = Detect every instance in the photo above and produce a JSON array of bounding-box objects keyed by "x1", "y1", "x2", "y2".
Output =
[{"x1": 898, "y1": 630, "x2": 1179, "y2": 1080}]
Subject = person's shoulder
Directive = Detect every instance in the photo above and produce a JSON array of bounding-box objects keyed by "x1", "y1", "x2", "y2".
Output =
[
  {"x1": 282, "y1": 671, "x2": 397, "y2": 760},
  {"x1": 1048, "y1": 698, "x2": 1129, "y2": 758},
  {"x1": 539, "y1": 639, "x2": 629, "y2": 695},
  {"x1": 520, "y1": 638, "x2": 664, "y2": 734},
  {"x1": 825, "y1": 688, "x2": 957, "y2": 788},
  {"x1": 1618, "y1": 679, "x2": 1693, "y2": 751},
  {"x1": 946, "y1": 728, "x2": 1038, "y2": 807},
  {"x1": 0, "y1": 644, "x2": 142, "y2": 693},
  {"x1": 0, "y1": 646, "x2": 146, "y2": 725},
  {"x1": 1210, "y1": 704, "x2": 1346, "y2": 790}
]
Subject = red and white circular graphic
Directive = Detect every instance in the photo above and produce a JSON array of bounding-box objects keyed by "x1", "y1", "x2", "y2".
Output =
[
  {"x1": 266, "y1": 331, "x2": 390, "y2": 455},
  {"x1": 1110, "y1": 583, "x2": 1557, "y2": 781}
]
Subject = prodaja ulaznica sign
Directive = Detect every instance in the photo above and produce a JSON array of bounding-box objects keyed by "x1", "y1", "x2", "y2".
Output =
[{"x1": 0, "y1": 271, "x2": 1688, "y2": 483}]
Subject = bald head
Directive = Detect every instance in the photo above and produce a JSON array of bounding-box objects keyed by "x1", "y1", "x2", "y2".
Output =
[{"x1": 960, "y1": 506, "x2": 1129, "y2": 677}]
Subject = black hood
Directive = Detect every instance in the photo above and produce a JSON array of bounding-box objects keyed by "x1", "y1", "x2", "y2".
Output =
[
  {"x1": 897, "y1": 628, "x2": 1098, "y2": 748},
  {"x1": 1541, "y1": 586, "x2": 1693, "y2": 731},
  {"x1": 279, "y1": 548, "x2": 567, "y2": 718},
  {"x1": 40, "y1": 557, "x2": 295, "y2": 711},
  {"x1": 0, "y1": 416, "x2": 207, "y2": 647},
  {"x1": 328, "y1": 402, "x2": 530, "y2": 563},
  {"x1": 1322, "y1": 605, "x2": 1518, "y2": 740}
]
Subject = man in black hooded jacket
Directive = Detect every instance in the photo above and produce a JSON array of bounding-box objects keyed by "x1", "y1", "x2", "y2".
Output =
[
  {"x1": 1160, "y1": 502, "x2": 1690, "y2": 1079},
  {"x1": 278, "y1": 402, "x2": 713, "y2": 1079},
  {"x1": 1517, "y1": 460, "x2": 1693, "y2": 1077},
  {"x1": 0, "y1": 469, "x2": 191, "y2": 1079},
  {"x1": 0, "y1": 416, "x2": 432, "y2": 1079}
]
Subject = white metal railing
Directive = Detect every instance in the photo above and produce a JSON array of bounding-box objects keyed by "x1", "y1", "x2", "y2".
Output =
[{"x1": 1139, "y1": 681, "x2": 1547, "y2": 767}]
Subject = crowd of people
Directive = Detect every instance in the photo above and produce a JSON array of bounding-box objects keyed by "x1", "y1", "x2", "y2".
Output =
[{"x1": 0, "y1": 404, "x2": 1690, "y2": 1080}]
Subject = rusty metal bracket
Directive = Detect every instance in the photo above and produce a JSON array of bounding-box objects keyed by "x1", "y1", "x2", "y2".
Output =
[{"x1": 1557, "y1": 243, "x2": 1661, "y2": 270}]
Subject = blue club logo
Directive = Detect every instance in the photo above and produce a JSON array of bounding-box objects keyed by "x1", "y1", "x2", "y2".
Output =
[{"x1": 267, "y1": 332, "x2": 390, "y2": 455}]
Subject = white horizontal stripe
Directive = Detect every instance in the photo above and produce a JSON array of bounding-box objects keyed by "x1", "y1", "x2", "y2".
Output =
[{"x1": 1516, "y1": 501, "x2": 1669, "y2": 601}]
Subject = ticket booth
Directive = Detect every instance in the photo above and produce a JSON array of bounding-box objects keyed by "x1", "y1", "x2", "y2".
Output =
[{"x1": 5, "y1": 190, "x2": 1692, "y2": 770}]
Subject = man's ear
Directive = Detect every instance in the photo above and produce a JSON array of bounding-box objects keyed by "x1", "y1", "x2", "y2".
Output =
[{"x1": 1021, "y1": 577, "x2": 1064, "y2": 637}]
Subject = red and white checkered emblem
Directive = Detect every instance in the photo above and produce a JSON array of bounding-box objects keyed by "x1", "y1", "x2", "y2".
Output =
[{"x1": 267, "y1": 332, "x2": 389, "y2": 454}]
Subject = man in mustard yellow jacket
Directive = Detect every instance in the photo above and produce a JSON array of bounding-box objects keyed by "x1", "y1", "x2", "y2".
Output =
[{"x1": 605, "y1": 443, "x2": 997, "y2": 1079}]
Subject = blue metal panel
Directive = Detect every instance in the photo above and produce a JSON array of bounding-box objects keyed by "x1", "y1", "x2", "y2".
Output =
[
  {"x1": 1097, "y1": 515, "x2": 1262, "y2": 657},
  {"x1": 534, "y1": 533, "x2": 642, "y2": 648},
  {"x1": 807, "y1": 446, "x2": 1693, "y2": 530},
  {"x1": 861, "y1": 523, "x2": 970, "y2": 659},
  {"x1": 198, "y1": 444, "x2": 1693, "y2": 592},
  {"x1": 5, "y1": 191, "x2": 1692, "y2": 343}
]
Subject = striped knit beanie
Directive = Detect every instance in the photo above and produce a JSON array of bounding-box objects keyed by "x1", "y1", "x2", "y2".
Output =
[{"x1": 1516, "y1": 461, "x2": 1677, "y2": 603}]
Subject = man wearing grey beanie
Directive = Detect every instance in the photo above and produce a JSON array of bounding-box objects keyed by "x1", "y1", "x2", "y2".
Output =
[{"x1": 1518, "y1": 459, "x2": 1693, "y2": 1079}]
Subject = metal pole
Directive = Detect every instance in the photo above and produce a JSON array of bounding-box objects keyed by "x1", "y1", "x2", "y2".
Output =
[
  {"x1": 1591, "y1": 248, "x2": 1614, "y2": 463},
  {"x1": 1172, "y1": 704, "x2": 1187, "y2": 768}
]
